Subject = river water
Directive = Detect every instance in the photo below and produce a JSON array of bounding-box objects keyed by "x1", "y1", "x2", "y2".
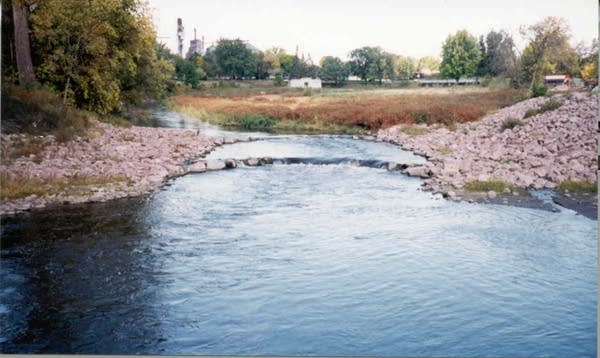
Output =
[{"x1": 0, "y1": 111, "x2": 597, "y2": 356}]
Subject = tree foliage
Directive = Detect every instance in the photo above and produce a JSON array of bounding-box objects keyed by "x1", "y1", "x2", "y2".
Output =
[
  {"x1": 349, "y1": 46, "x2": 395, "y2": 83},
  {"x1": 349, "y1": 46, "x2": 377, "y2": 82},
  {"x1": 318, "y1": 56, "x2": 349, "y2": 86},
  {"x1": 440, "y1": 30, "x2": 481, "y2": 81},
  {"x1": 519, "y1": 17, "x2": 573, "y2": 90},
  {"x1": 29, "y1": 0, "x2": 169, "y2": 114},
  {"x1": 396, "y1": 56, "x2": 418, "y2": 80},
  {"x1": 213, "y1": 39, "x2": 255, "y2": 79},
  {"x1": 417, "y1": 56, "x2": 440, "y2": 72}
]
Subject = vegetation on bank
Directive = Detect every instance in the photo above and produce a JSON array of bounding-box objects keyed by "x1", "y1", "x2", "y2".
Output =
[
  {"x1": 0, "y1": 172, "x2": 133, "y2": 200},
  {"x1": 174, "y1": 104, "x2": 363, "y2": 134},
  {"x1": 464, "y1": 180, "x2": 523, "y2": 193},
  {"x1": 556, "y1": 180, "x2": 598, "y2": 193},
  {"x1": 2, "y1": 84, "x2": 93, "y2": 140},
  {"x1": 523, "y1": 99, "x2": 563, "y2": 118},
  {"x1": 171, "y1": 88, "x2": 525, "y2": 131}
]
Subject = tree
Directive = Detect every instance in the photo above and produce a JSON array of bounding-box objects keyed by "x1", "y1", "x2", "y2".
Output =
[
  {"x1": 213, "y1": 39, "x2": 255, "y2": 79},
  {"x1": 417, "y1": 56, "x2": 440, "y2": 72},
  {"x1": 319, "y1": 56, "x2": 349, "y2": 86},
  {"x1": 202, "y1": 50, "x2": 219, "y2": 78},
  {"x1": 484, "y1": 30, "x2": 517, "y2": 76},
  {"x1": 30, "y1": 0, "x2": 169, "y2": 113},
  {"x1": 476, "y1": 35, "x2": 489, "y2": 76},
  {"x1": 252, "y1": 51, "x2": 272, "y2": 80},
  {"x1": 11, "y1": 0, "x2": 36, "y2": 85},
  {"x1": 396, "y1": 55, "x2": 417, "y2": 80},
  {"x1": 349, "y1": 46, "x2": 378, "y2": 83},
  {"x1": 264, "y1": 47, "x2": 287, "y2": 75},
  {"x1": 348, "y1": 46, "x2": 394, "y2": 84},
  {"x1": 577, "y1": 39, "x2": 598, "y2": 80},
  {"x1": 279, "y1": 54, "x2": 316, "y2": 79},
  {"x1": 440, "y1": 30, "x2": 481, "y2": 81},
  {"x1": 519, "y1": 17, "x2": 572, "y2": 91}
]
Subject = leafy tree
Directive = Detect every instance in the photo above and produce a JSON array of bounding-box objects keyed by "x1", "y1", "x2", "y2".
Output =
[
  {"x1": 252, "y1": 51, "x2": 272, "y2": 80},
  {"x1": 440, "y1": 30, "x2": 481, "y2": 81},
  {"x1": 577, "y1": 39, "x2": 598, "y2": 80},
  {"x1": 476, "y1": 35, "x2": 489, "y2": 76},
  {"x1": 396, "y1": 55, "x2": 418, "y2": 80},
  {"x1": 202, "y1": 50, "x2": 219, "y2": 78},
  {"x1": 319, "y1": 56, "x2": 349, "y2": 86},
  {"x1": 279, "y1": 54, "x2": 316, "y2": 79},
  {"x1": 519, "y1": 17, "x2": 573, "y2": 91},
  {"x1": 213, "y1": 39, "x2": 255, "y2": 79},
  {"x1": 174, "y1": 55, "x2": 203, "y2": 88},
  {"x1": 264, "y1": 47, "x2": 287, "y2": 74},
  {"x1": 349, "y1": 46, "x2": 395, "y2": 84},
  {"x1": 29, "y1": 0, "x2": 169, "y2": 113},
  {"x1": 349, "y1": 46, "x2": 378, "y2": 83},
  {"x1": 484, "y1": 30, "x2": 517, "y2": 76},
  {"x1": 417, "y1": 56, "x2": 440, "y2": 72}
]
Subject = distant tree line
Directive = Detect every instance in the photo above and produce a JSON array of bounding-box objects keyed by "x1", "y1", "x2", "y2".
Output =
[{"x1": 3, "y1": 2, "x2": 597, "y2": 118}]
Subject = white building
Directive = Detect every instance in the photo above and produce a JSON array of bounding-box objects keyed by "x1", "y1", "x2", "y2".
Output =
[{"x1": 289, "y1": 77, "x2": 322, "y2": 89}]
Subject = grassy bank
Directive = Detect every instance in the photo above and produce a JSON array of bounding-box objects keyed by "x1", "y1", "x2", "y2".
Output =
[
  {"x1": 173, "y1": 103, "x2": 364, "y2": 134},
  {"x1": 0, "y1": 172, "x2": 133, "y2": 200},
  {"x1": 171, "y1": 87, "x2": 525, "y2": 132}
]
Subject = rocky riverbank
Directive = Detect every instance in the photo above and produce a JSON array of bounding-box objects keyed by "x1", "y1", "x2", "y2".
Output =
[
  {"x1": 0, "y1": 121, "x2": 251, "y2": 215},
  {"x1": 377, "y1": 92, "x2": 598, "y2": 216}
]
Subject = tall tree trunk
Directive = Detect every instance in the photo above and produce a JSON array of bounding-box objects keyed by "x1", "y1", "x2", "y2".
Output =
[{"x1": 12, "y1": 3, "x2": 36, "y2": 85}]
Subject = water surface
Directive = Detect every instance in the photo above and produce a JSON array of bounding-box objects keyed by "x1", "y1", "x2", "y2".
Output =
[{"x1": 0, "y1": 115, "x2": 596, "y2": 357}]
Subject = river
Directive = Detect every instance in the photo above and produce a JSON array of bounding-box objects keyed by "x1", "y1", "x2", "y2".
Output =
[{"x1": 0, "y1": 111, "x2": 596, "y2": 356}]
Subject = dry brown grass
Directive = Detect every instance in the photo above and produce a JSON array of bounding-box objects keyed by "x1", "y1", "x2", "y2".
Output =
[{"x1": 172, "y1": 89, "x2": 524, "y2": 130}]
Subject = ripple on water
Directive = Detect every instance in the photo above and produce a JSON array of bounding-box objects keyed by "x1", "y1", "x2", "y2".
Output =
[{"x1": 0, "y1": 138, "x2": 596, "y2": 357}]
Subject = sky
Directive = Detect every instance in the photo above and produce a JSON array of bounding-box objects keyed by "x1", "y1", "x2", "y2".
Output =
[{"x1": 148, "y1": 0, "x2": 598, "y2": 61}]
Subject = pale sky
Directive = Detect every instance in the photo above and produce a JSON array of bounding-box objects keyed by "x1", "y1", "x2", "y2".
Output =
[{"x1": 148, "y1": 0, "x2": 598, "y2": 62}]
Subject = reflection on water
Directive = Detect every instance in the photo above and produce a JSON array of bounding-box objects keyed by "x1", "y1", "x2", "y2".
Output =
[{"x1": 1, "y1": 161, "x2": 596, "y2": 356}]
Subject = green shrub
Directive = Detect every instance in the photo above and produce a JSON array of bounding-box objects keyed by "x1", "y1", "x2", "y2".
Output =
[
  {"x1": 412, "y1": 113, "x2": 429, "y2": 124},
  {"x1": 303, "y1": 87, "x2": 313, "y2": 96},
  {"x1": 523, "y1": 99, "x2": 562, "y2": 118},
  {"x1": 530, "y1": 83, "x2": 548, "y2": 97},
  {"x1": 501, "y1": 117, "x2": 522, "y2": 130},
  {"x1": 274, "y1": 73, "x2": 285, "y2": 87},
  {"x1": 235, "y1": 114, "x2": 276, "y2": 130},
  {"x1": 464, "y1": 180, "x2": 517, "y2": 192},
  {"x1": 539, "y1": 98, "x2": 562, "y2": 112}
]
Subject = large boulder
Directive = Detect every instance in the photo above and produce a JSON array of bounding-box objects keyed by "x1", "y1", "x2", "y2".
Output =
[
  {"x1": 244, "y1": 157, "x2": 261, "y2": 166},
  {"x1": 224, "y1": 159, "x2": 237, "y2": 168},
  {"x1": 188, "y1": 161, "x2": 207, "y2": 173},
  {"x1": 404, "y1": 165, "x2": 431, "y2": 178},
  {"x1": 206, "y1": 160, "x2": 226, "y2": 170}
]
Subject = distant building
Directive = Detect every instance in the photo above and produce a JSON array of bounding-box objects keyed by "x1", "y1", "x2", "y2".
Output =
[
  {"x1": 544, "y1": 74, "x2": 570, "y2": 86},
  {"x1": 415, "y1": 68, "x2": 440, "y2": 79},
  {"x1": 186, "y1": 28, "x2": 204, "y2": 58},
  {"x1": 289, "y1": 77, "x2": 322, "y2": 89}
]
